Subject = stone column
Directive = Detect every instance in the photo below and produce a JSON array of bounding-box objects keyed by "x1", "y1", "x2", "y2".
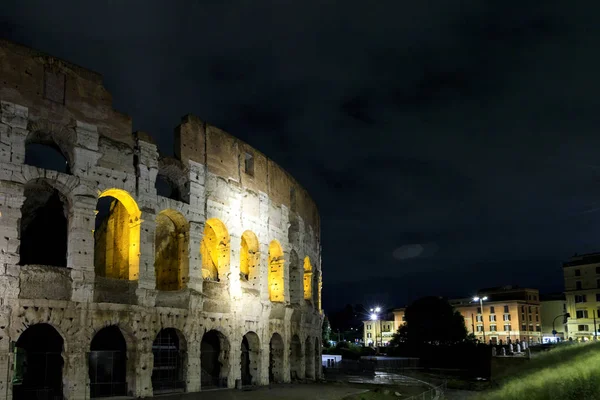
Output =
[
  {"x1": 136, "y1": 216, "x2": 156, "y2": 307},
  {"x1": 0, "y1": 100, "x2": 28, "y2": 165},
  {"x1": 68, "y1": 195, "x2": 97, "y2": 303},
  {"x1": 228, "y1": 340, "x2": 240, "y2": 388},
  {"x1": 259, "y1": 243, "x2": 270, "y2": 302},
  {"x1": 72, "y1": 121, "x2": 101, "y2": 176},
  {"x1": 0, "y1": 183, "x2": 25, "y2": 300},
  {"x1": 62, "y1": 344, "x2": 88, "y2": 400},
  {"x1": 229, "y1": 234, "x2": 243, "y2": 301},
  {"x1": 186, "y1": 335, "x2": 201, "y2": 392},
  {"x1": 187, "y1": 221, "x2": 204, "y2": 294}
]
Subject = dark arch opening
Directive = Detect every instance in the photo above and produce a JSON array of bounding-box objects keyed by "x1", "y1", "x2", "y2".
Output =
[
  {"x1": 19, "y1": 182, "x2": 68, "y2": 267},
  {"x1": 304, "y1": 337, "x2": 314, "y2": 380},
  {"x1": 201, "y1": 330, "x2": 228, "y2": 388},
  {"x1": 269, "y1": 333, "x2": 284, "y2": 384},
  {"x1": 314, "y1": 338, "x2": 320, "y2": 380},
  {"x1": 24, "y1": 142, "x2": 70, "y2": 174},
  {"x1": 155, "y1": 174, "x2": 181, "y2": 201},
  {"x1": 13, "y1": 324, "x2": 64, "y2": 400},
  {"x1": 241, "y1": 332, "x2": 260, "y2": 386},
  {"x1": 152, "y1": 329, "x2": 186, "y2": 394},
  {"x1": 89, "y1": 326, "x2": 127, "y2": 398}
]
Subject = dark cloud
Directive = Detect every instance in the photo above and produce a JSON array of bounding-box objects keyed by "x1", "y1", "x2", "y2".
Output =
[{"x1": 3, "y1": 0, "x2": 600, "y2": 312}]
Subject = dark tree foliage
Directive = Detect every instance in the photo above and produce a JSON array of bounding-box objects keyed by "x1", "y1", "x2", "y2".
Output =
[
  {"x1": 322, "y1": 315, "x2": 332, "y2": 347},
  {"x1": 392, "y1": 296, "x2": 468, "y2": 346}
]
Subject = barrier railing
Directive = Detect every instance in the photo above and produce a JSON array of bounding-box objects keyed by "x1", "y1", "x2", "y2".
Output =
[{"x1": 404, "y1": 381, "x2": 447, "y2": 400}]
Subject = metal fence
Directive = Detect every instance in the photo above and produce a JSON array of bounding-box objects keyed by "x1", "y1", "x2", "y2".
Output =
[{"x1": 404, "y1": 381, "x2": 447, "y2": 400}]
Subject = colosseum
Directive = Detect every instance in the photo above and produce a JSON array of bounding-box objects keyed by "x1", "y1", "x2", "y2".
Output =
[{"x1": 0, "y1": 39, "x2": 323, "y2": 399}]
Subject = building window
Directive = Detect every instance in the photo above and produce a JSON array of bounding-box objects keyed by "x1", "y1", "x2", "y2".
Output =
[
  {"x1": 476, "y1": 315, "x2": 483, "y2": 322},
  {"x1": 477, "y1": 307, "x2": 481, "y2": 314},
  {"x1": 596, "y1": 294, "x2": 600, "y2": 302},
  {"x1": 529, "y1": 324, "x2": 534, "y2": 331},
  {"x1": 596, "y1": 266, "x2": 600, "y2": 274},
  {"x1": 521, "y1": 324, "x2": 526, "y2": 331},
  {"x1": 576, "y1": 310, "x2": 589, "y2": 319},
  {"x1": 367, "y1": 325, "x2": 371, "y2": 330},
  {"x1": 575, "y1": 269, "x2": 581, "y2": 276},
  {"x1": 489, "y1": 315, "x2": 496, "y2": 322},
  {"x1": 476, "y1": 325, "x2": 483, "y2": 332},
  {"x1": 244, "y1": 152, "x2": 254, "y2": 176},
  {"x1": 529, "y1": 315, "x2": 532, "y2": 321},
  {"x1": 402, "y1": 315, "x2": 406, "y2": 321},
  {"x1": 490, "y1": 306, "x2": 495, "y2": 314},
  {"x1": 535, "y1": 307, "x2": 539, "y2": 314},
  {"x1": 367, "y1": 333, "x2": 372, "y2": 338},
  {"x1": 533, "y1": 295, "x2": 537, "y2": 301},
  {"x1": 578, "y1": 325, "x2": 588, "y2": 332},
  {"x1": 575, "y1": 295, "x2": 587, "y2": 303},
  {"x1": 536, "y1": 315, "x2": 539, "y2": 322},
  {"x1": 576, "y1": 281, "x2": 582, "y2": 290},
  {"x1": 521, "y1": 313, "x2": 525, "y2": 321},
  {"x1": 504, "y1": 324, "x2": 511, "y2": 332},
  {"x1": 503, "y1": 314, "x2": 511, "y2": 321},
  {"x1": 597, "y1": 309, "x2": 600, "y2": 318},
  {"x1": 597, "y1": 279, "x2": 600, "y2": 289},
  {"x1": 490, "y1": 325, "x2": 497, "y2": 332},
  {"x1": 528, "y1": 306, "x2": 532, "y2": 313},
  {"x1": 503, "y1": 305, "x2": 509, "y2": 313},
  {"x1": 521, "y1": 306, "x2": 525, "y2": 313},
  {"x1": 536, "y1": 325, "x2": 541, "y2": 332}
]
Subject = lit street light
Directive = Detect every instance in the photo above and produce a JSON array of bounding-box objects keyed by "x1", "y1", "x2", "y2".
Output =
[
  {"x1": 370, "y1": 306, "x2": 383, "y2": 348},
  {"x1": 473, "y1": 296, "x2": 488, "y2": 344}
]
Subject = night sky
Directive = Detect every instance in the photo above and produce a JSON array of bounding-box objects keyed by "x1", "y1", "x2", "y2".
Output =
[{"x1": 3, "y1": 1, "x2": 600, "y2": 312}]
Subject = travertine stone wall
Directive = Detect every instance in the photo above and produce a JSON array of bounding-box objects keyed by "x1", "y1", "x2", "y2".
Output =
[{"x1": 0, "y1": 39, "x2": 323, "y2": 400}]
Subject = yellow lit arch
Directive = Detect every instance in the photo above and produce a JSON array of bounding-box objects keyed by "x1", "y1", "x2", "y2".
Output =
[
  {"x1": 268, "y1": 240, "x2": 285, "y2": 302},
  {"x1": 200, "y1": 218, "x2": 230, "y2": 281},
  {"x1": 94, "y1": 188, "x2": 142, "y2": 280},
  {"x1": 303, "y1": 256, "x2": 313, "y2": 301},
  {"x1": 155, "y1": 209, "x2": 189, "y2": 291},
  {"x1": 240, "y1": 230, "x2": 259, "y2": 284}
]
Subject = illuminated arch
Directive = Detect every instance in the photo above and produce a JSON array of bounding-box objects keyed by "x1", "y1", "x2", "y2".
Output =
[
  {"x1": 303, "y1": 257, "x2": 313, "y2": 301},
  {"x1": 240, "y1": 230, "x2": 259, "y2": 285},
  {"x1": 200, "y1": 218, "x2": 230, "y2": 281},
  {"x1": 94, "y1": 188, "x2": 142, "y2": 280},
  {"x1": 268, "y1": 240, "x2": 285, "y2": 302},
  {"x1": 155, "y1": 209, "x2": 189, "y2": 291}
]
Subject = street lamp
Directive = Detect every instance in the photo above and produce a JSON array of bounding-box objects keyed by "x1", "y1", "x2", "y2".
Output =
[
  {"x1": 473, "y1": 296, "x2": 488, "y2": 344},
  {"x1": 370, "y1": 307, "x2": 383, "y2": 347}
]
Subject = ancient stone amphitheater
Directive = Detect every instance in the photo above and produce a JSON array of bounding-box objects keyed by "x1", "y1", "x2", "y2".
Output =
[{"x1": 0, "y1": 39, "x2": 323, "y2": 400}]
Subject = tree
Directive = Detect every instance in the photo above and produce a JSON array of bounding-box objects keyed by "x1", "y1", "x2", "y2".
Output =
[
  {"x1": 391, "y1": 296, "x2": 468, "y2": 346},
  {"x1": 322, "y1": 314, "x2": 332, "y2": 347}
]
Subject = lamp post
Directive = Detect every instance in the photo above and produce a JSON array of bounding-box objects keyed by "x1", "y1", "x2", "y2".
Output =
[
  {"x1": 370, "y1": 306, "x2": 382, "y2": 347},
  {"x1": 473, "y1": 296, "x2": 488, "y2": 344}
]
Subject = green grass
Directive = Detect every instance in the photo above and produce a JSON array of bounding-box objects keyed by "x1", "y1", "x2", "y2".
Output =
[
  {"x1": 344, "y1": 384, "x2": 429, "y2": 400},
  {"x1": 478, "y1": 342, "x2": 600, "y2": 400}
]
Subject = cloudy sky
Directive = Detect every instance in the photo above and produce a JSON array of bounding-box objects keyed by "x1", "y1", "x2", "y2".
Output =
[{"x1": 3, "y1": 0, "x2": 600, "y2": 311}]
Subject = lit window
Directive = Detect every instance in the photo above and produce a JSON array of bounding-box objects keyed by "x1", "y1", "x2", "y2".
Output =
[{"x1": 244, "y1": 152, "x2": 254, "y2": 176}]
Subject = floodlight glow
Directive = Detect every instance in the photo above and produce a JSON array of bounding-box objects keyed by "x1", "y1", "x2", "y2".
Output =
[
  {"x1": 370, "y1": 313, "x2": 377, "y2": 320},
  {"x1": 375, "y1": 307, "x2": 381, "y2": 312},
  {"x1": 473, "y1": 297, "x2": 479, "y2": 301},
  {"x1": 482, "y1": 296, "x2": 488, "y2": 301}
]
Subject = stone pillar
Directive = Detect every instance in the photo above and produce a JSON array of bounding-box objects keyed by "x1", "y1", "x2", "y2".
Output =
[
  {"x1": 136, "y1": 216, "x2": 156, "y2": 307},
  {"x1": 72, "y1": 121, "x2": 101, "y2": 176},
  {"x1": 62, "y1": 345, "x2": 88, "y2": 400},
  {"x1": 0, "y1": 100, "x2": 28, "y2": 165},
  {"x1": 259, "y1": 243, "x2": 270, "y2": 302},
  {"x1": 186, "y1": 336, "x2": 201, "y2": 392},
  {"x1": 228, "y1": 340, "x2": 240, "y2": 388},
  {"x1": 229, "y1": 234, "x2": 242, "y2": 301},
  {"x1": 187, "y1": 221, "x2": 204, "y2": 293},
  {"x1": 68, "y1": 195, "x2": 97, "y2": 303},
  {"x1": 0, "y1": 183, "x2": 25, "y2": 300}
]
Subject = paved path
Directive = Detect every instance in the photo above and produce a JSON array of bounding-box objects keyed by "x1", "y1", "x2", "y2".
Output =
[{"x1": 156, "y1": 383, "x2": 368, "y2": 400}]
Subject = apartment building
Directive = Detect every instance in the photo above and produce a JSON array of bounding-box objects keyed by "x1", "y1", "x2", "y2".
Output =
[
  {"x1": 363, "y1": 319, "x2": 396, "y2": 347},
  {"x1": 563, "y1": 253, "x2": 600, "y2": 341},
  {"x1": 540, "y1": 293, "x2": 567, "y2": 342},
  {"x1": 452, "y1": 287, "x2": 542, "y2": 344}
]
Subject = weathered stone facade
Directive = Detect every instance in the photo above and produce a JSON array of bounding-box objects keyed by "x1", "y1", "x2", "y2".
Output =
[{"x1": 0, "y1": 39, "x2": 323, "y2": 399}]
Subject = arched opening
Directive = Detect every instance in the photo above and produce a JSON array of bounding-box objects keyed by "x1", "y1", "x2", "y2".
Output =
[
  {"x1": 269, "y1": 333, "x2": 284, "y2": 384},
  {"x1": 89, "y1": 326, "x2": 127, "y2": 398},
  {"x1": 304, "y1": 337, "x2": 315, "y2": 380},
  {"x1": 303, "y1": 257, "x2": 313, "y2": 302},
  {"x1": 200, "y1": 219, "x2": 230, "y2": 282},
  {"x1": 200, "y1": 330, "x2": 230, "y2": 389},
  {"x1": 241, "y1": 331, "x2": 261, "y2": 386},
  {"x1": 314, "y1": 338, "x2": 320, "y2": 380},
  {"x1": 290, "y1": 334, "x2": 303, "y2": 381},
  {"x1": 268, "y1": 241, "x2": 285, "y2": 302},
  {"x1": 240, "y1": 230, "x2": 259, "y2": 285},
  {"x1": 12, "y1": 324, "x2": 64, "y2": 400},
  {"x1": 155, "y1": 210, "x2": 189, "y2": 291},
  {"x1": 152, "y1": 328, "x2": 186, "y2": 394},
  {"x1": 19, "y1": 180, "x2": 68, "y2": 267},
  {"x1": 94, "y1": 189, "x2": 141, "y2": 280},
  {"x1": 24, "y1": 142, "x2": 70, "y2": 174},
  {"x1": 155, "y1": 174, "x2": 182, "y2": 202},
  {"x1": 289, "y1": 251, "x2": 302, "y2": 305}
]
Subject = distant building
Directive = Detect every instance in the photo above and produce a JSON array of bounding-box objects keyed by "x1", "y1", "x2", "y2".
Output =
[
  {"x1": 563, "y1": 253, "x2": 600, "y2": 341},
  {"x1": 363, "y1": 319, "x2": 395, "y2": 347},
  {"x1": 540, "y1": 293, "x2": 567, "y2": 342},
  {"x1": 454, "y1": 286, "x2": 542, "y2": 345}
]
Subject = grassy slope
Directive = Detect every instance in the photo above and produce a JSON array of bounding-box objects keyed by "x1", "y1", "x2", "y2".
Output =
[{"x1": 479, "y1": 342, "x2": 600, "y2": 400}]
